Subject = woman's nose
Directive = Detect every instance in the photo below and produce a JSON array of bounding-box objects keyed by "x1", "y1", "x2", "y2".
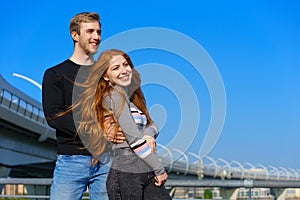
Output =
[{"x1": 119, "y1": 66, "x2": 127, "y2": 73}]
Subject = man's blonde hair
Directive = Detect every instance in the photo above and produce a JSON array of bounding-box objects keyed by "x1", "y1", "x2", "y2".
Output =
[{"x1": 69, "y1": 12, "x2": 100, "y2": 35}]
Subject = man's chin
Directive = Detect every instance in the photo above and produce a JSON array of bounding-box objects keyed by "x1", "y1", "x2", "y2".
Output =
[{"x1": 90, "y1": 46, "x2": 99, "y2": 53}]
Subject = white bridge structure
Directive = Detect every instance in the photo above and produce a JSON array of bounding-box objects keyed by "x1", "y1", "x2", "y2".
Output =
[
  {"x1": 158, "y1": 146, "x2": 300, "y2": 182},
  {"x1": 1, "y1": 74, "x2": 300, "y2": 199}
]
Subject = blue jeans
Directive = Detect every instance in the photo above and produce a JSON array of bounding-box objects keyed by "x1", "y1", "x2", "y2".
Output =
[{"x1": 50, "y1": 154, "x2": 111, "y2": 200}]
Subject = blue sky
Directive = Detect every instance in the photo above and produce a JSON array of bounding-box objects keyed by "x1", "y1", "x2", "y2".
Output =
[{"x1": 1, "y1": 1, "x2": 300, "y2": 169}]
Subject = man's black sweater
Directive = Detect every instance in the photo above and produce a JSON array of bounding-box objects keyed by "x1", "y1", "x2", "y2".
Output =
[{"x1": 42, "y1": 59, "x2": 91, "y2": 155}]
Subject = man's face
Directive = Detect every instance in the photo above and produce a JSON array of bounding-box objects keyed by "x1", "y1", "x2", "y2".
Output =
[{"x1": 76, "y1": 21, "x2": 101, "y2": 55}]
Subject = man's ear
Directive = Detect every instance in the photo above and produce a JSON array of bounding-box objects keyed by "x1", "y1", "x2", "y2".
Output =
[{"x1": 71, "y1": 31, "x2": 79, "y2": 42}]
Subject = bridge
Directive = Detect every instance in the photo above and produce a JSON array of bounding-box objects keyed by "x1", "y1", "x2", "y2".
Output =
[{"x1": 1, "y1": 74, "x2": 300, "y2": 199}]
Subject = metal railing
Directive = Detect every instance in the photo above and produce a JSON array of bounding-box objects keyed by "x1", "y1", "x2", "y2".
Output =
[
  {"x1": 159, "y1": 151, "x2": 300, "y2": 181},
  {"x1": 1, "y1": 177, "x2": 300, "y2": 199},
  {"x1": 0, "y1": 89, "x2": 46, "y2": 125},
  {"x1": 0, "y1": 75, "x2": 56, "y2": 141}
]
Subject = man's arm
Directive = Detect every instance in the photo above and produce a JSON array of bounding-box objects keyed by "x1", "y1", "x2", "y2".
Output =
[{"x1": 42, "y1": 68, "x2": 76, "y2": 135}]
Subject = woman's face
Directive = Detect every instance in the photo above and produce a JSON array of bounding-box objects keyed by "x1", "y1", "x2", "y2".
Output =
[{"x1": 104, "y1": 55, "x2": 132, "y2": 87}]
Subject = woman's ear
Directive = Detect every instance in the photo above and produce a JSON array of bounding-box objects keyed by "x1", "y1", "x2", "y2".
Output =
[{"x1": 103, "y1": 75, "x2": 109, "y2": 81}]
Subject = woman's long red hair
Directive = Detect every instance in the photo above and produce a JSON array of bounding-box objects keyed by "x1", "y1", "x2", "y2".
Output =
[{"x1": 73, "y1": 49, "x2": 153, "y2": 159}]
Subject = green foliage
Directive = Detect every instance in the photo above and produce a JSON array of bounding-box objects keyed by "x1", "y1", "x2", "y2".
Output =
[{"x1": 204, "y1": 188, "x2": 213, "y2": 199}]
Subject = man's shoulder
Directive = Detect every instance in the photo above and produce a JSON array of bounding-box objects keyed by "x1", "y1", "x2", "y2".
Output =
[
  {"x1": 47, "y1": 59, "x2": 72, "y2": 72},
  {"x1": 44, "y1": 60, "x2": 79, "y2": 76}
]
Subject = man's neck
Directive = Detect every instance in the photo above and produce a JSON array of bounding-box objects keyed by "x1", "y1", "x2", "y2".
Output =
[{"x1": 69, "y1": 50, "x2": 95, "y2": 66}]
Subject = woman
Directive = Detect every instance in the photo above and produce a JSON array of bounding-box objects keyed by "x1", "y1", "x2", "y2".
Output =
[{"x1": 74, "y1": 49, "x2": 172, "y2": 199}]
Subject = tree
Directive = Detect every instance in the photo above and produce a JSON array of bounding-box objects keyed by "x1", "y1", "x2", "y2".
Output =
[{"x1": 204, "y1": 188, "x2": 213, "y2": 199}]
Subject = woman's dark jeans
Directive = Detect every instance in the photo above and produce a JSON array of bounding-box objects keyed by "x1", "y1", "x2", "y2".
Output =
[{"x1": 106, "y1": 153, "x2": 172, "y2": 200}]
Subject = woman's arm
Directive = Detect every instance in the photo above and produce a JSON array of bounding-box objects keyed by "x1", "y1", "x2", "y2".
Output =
[{"x1": 107, "y1": 91, "x2": 165, "y2": 175}]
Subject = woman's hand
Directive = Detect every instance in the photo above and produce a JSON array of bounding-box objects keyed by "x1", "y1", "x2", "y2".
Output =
[
  {"x1": 154, "y1": 171, "x2": 168, "y2": 186},
  {"x1": 143, "y1": 135, "x2": 156, "y2": 154}
]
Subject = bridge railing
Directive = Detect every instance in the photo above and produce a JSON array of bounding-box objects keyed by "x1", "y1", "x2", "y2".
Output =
[
  {"x1": 2, "y1": 177, "x2": 300, "y2": 199},
  {"x1": 157, "y1": 146, "x2": 300, "y2": 182},
  {"x1": 0, "y1": 89, "x2": 46, "y2": 125},
  {"x1": 0, "y1": 74, "x2": 56, "y2": 141}
]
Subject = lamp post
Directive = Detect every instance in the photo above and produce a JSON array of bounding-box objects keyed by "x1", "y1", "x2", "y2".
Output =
[{"x1": 12, "y1": 73, "x2": 42, "y2": 90}]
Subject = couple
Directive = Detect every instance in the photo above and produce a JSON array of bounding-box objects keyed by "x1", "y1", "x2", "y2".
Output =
[{"x1": 42, "y1": 12, "x2": 171, "y2": 200}]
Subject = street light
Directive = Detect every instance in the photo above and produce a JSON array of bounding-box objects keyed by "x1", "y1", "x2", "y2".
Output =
[{"x1": 12, "y1": 73, "x2": 42, "y2": 90}]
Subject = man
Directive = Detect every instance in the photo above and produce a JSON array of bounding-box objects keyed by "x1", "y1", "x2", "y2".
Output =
[{"x1": 42, "y1": 12, "x2": 124, "y2": 200}]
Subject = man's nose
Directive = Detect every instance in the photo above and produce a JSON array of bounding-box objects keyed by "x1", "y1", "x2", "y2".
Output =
[{"x1": 93, "y1": 31, "x2": 100, "y2": 40}]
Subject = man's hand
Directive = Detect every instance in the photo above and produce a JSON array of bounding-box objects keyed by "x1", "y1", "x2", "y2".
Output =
[
  {"x1": 103, "y1": 115, "x2": 125, "y2": 143},
  {"x1": 154, "y1": 171, "x2": 168, "y2": 186}
]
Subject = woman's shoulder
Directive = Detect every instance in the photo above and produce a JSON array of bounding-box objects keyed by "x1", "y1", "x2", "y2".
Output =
[
  {"x1": 104, "y1": 86, "x2": 128, "y2": 105},
  {"x1": 105, "y1": 86, "x2": 123, "y2": 98}
]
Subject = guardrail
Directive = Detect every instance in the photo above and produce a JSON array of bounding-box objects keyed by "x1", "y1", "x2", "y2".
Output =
[
  {"x1": 0, "y1": 178, "x2": 87, "y2": 199},
  {"x1": 0, "y1": 74, "x2": 56, "y2": 141},
  {"x1": 1, "y1": 178, "x2": 300, "y2": 199},
  {"x1": 0, "y1": 89, "x2": 46, "y2": 125},
  {"x1": 160, "y1": 154, "x2": 300, "y2": 181}
]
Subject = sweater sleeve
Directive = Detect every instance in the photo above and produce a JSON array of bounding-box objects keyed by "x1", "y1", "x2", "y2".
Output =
[
  {"x1": 42, "y1": 68, "x2": 76, "y2": 135},
  {"x1": 144, "y1": 124, "x2": 159, "y2": 139},
  {"x1": 107, "y1": 92, "x2": 165, "y2": 175}
]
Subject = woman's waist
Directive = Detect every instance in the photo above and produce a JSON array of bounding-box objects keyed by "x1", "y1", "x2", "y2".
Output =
[{"x1": 113, "y1": 147, "x2": 134, "y2": 156}]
